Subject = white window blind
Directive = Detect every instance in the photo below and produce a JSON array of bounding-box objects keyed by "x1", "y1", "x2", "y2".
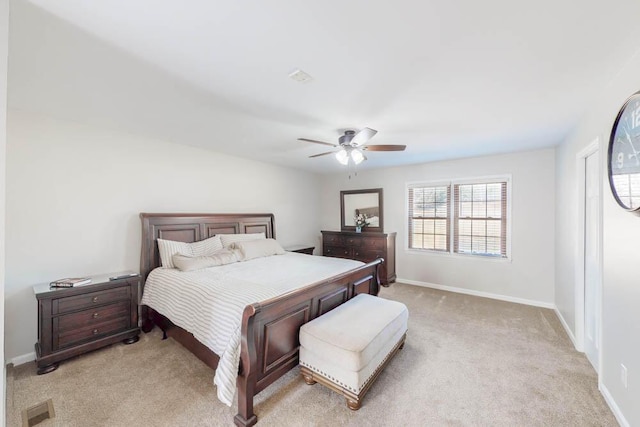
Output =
[
  {"x1": 407, "y1": 178, "x2": 509, "y2": 258},
  {"x1": 408, "y1": 185, "x2": 450, "y2": 251},
  {"x1": 453, "y1": 182, "x2": 507, "y2": 257}
]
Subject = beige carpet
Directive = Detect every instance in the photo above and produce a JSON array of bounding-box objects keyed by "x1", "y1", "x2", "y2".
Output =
[{"x1": 7, "y1": 283, "x2": 617, "y2": 427}]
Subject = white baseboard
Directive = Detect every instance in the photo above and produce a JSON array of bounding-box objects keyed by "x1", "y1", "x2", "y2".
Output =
[
  {"x1": 600, "y1": 382, "x2": 630, "y2": 427},
  {"x1": 396, "y1": 278, "x2": 555, "y2": 309},
  {"x1": 554, "y1": 306, "x2": 579, "y2": 350},
  {"x1": 9, "y1": 352, "x2": 35, "y2": 367}
]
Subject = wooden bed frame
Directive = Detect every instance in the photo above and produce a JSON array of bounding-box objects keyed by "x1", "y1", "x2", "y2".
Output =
[{"x1": 139, "y1": 213, "x2": 383, "y2": 426}]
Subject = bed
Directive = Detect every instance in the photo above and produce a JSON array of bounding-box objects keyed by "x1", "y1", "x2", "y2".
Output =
[{"x1": 139, "y1": 213, "x2": 384, "y2": 426}]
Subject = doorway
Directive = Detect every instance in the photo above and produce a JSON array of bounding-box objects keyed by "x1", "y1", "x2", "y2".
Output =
[
  {"x1": 575, "y1": 139, "x2": 602, "y2": 373},
  {"x1": 583, "y1": 149, "x2": 600, "y2": 370}
]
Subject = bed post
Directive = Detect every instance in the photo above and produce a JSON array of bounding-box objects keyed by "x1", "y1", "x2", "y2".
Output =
[
  {"x1": 140, "y1": 306, "x2": 153, "y2": 333},
  {"x1": 375, "y1": 258, "x2": 384, "y2": 294},
  {"x1": 234, "y1": 304, "x2": 259, "y2": 427}
]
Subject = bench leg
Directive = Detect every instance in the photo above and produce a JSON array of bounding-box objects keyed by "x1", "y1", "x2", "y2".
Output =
[
  {"x1": 302, "y1": 372, "x2": 316, "y2": 385},
  {"x1": 346, "y1": 398, "x2": 361, "y2": 411}
]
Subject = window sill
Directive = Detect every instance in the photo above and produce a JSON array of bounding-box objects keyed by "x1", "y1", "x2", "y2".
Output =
[{"x1": 404, "y1": 248, "x2": 512, "y2": 263}]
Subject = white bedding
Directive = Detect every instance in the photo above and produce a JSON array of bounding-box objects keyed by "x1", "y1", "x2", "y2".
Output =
[{"x1": 140, "y1": 252, "x2": 364, "y2": 406}]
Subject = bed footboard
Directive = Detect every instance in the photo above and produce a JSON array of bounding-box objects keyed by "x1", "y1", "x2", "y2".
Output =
[{"x1": 234, "y1": 258, "x2": 382, "y2": 426}]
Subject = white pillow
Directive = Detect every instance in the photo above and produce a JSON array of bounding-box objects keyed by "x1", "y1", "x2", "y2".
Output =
[
  {"x1": 157, "y1": 235, "x2": 223, "y2": 268},
  {"x1": 172, "y1": 248, "x2": 238, "y2": 271},
  {"x1": 230, "y1": 238, "x2": 286, "y2": 261},
  {"x1": 219, "y1": 232, "x2": 266, "y2": 248}
]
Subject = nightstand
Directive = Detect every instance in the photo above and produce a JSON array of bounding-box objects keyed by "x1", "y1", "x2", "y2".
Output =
[
  {"x1": 284, "y1": 244, "x2": 315, "y2": 255},
  {"x1": 34, "y1": 271, "x2": 141, "y2": 374}
]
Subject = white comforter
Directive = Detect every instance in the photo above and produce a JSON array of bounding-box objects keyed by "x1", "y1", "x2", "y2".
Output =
[{"x1": 140, "y1": 252, "x2": 364, "y2": 406}]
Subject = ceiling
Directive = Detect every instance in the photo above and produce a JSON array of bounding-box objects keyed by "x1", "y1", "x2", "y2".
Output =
[{"x1": 8, "y1": 0, "x2": 640, "y2": 173}]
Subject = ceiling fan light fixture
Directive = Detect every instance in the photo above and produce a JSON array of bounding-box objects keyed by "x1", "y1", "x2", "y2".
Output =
[
  {"x1": 351, "y1": 148, "x2": 364, "y2": 165},
  {"x1": 336, "y1": 148, "x2": 349, "y2": 165},
  {"x1": 300, "y1": 127, "x2": 406, "y2": 168}
]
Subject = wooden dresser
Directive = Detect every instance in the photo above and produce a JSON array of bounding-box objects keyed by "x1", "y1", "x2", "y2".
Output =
[
  {"x1": 321, "y1": 230, "x2": 396, "y2": 286},
  {"x1": 34, "y1": 272, "x2": 140, "y2": 374}
]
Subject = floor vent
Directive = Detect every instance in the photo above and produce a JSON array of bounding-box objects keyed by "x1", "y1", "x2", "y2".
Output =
[{"x1": 22, "y1": 399, "x2": 55, "y2": 427}]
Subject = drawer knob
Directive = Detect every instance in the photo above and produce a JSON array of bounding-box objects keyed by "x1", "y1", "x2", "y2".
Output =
[
  {"x1": 355, "y1": 252, "x2": 359, "y2": 256},
  {"x1": 92, "y1": 296, "x2": 99, "y2": 303},
  {"x1": 92, "y1": 329, "x2": 99, "y2": 335},
  {"x1": 92, "y1": 312, "x2": 99, "y2": 319},
  {"x1": 344, "y1": 251, "x2": 348, "y2": 255}
]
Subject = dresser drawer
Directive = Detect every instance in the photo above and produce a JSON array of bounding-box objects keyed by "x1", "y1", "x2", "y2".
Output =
[
  {"x1": 343, "y1": 236, "x2": 363, "y2": 247},
  {"x1": 323, "y1": 246, "x2": 352, "y2": 258},
  {"x1": 323, "y1": 234, "x2": 344, "y2": 246},
  {"x1": 362, "y1": 238, "x2": 385, "y2": 250},
  {"x1": 55, "y1": 317, "x2": 130, "y2": 350},
  {"x1": 53, "y1": 286, "x2": 130, "y2": 315},
  {"x1": 57, "y1": 301, "x2": 130, "y2": 332},
  {"x1": 355, "y1": 250, "x2": 386, "y2": 262}
]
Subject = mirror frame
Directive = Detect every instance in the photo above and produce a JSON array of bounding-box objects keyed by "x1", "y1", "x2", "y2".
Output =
[{"x1": 340, "y1": 188, "x2": 384, "y2": 232}]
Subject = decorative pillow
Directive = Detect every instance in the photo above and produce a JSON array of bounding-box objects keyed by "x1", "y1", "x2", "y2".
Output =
[
  {"x1": 230, "y1": 238, "x2": 286, "y2": 261},
  {"x1": 172, "y1": 248, "x2": 238, "y2": 271},
  {"x1": 157, "y1": 235, "x2": 223, "y2": 268},
  {"x1": 219, "y1": 232, "x2": 266, "y2": 248}
]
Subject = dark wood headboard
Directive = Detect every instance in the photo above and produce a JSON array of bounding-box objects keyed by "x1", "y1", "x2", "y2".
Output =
[{"x1": 139, "y1": 213, "x2": 275, "y2": 287}]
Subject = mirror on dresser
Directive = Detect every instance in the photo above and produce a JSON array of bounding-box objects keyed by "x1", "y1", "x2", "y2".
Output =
[{"x1": 340, "y1": 188, "x2": 383, "y2": 232}]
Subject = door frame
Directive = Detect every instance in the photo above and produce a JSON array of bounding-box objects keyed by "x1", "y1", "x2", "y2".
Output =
[{"x1": 574, "y1": 137, "x2": 603, "y2": 375}]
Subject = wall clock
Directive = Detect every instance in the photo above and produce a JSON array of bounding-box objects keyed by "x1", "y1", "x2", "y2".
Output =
[{"x1": 608, "y1": 91, "x2": 640, "y2": 213}]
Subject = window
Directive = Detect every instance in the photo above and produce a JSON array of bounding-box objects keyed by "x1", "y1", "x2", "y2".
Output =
[
  {"x1": 408, "y1": 178, "x2": 509, "y2": 258},
  {"x1": 408, "y1": 185, "x2": 450, "y2": 251},
  {"x1": 453, "y1": 182, "x2": 507, "y2": 256}
]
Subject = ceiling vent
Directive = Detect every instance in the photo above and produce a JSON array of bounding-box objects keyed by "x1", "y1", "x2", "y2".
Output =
[{"x1": 288, "y1": 69, "x2": 313, "y2": 83}]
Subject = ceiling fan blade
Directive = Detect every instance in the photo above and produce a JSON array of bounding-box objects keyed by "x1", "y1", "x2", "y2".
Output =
[
  {"x1": 298, "y1": 138, "x2": 337, "y2": 147},
  {"x1": 350, "y1": 127, "x2": 378, "y2": 146},
  {"x1": 309, "y1": 150, "x2": 337, "y2": 158},
  {"x1": 361, "y1": 144, "x2": 406, "y2": 151}
]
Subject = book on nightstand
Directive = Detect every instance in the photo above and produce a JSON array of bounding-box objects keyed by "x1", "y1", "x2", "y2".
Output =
[{"x1": 49, "y1": 277, "x2": 91, "y2": 288}]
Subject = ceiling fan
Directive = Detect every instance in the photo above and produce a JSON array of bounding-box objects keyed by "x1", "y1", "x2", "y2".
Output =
[{"x1": 298, "y1": 128, "x2": 406, "y2": 165}]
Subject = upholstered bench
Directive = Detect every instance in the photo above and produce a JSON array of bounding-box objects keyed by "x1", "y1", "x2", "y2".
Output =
[{"x1": 299, "y1": 293, "x2": 408, "y2": 410}]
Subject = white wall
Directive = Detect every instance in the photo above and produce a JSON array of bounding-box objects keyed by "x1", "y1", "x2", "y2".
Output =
[
  {"x1": 555, "y1": 50, "x2": 640, "y2": 425},
  {"x1": 320, "y1": 148, "x2": 556, "y2": 305},
  {"x1": 1, "y1": 0, "x2": 8, "y2": 423},
  {"x1": 4, "y1": 111, "x2": 321, "y2": 362}
]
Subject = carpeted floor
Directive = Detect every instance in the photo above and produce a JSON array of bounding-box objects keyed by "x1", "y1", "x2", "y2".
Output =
[{"x1": 7, "y1": 283, "x2": 617, "y2": 427}]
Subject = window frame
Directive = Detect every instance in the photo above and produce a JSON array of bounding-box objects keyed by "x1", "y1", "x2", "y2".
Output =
[
  {"x1": 407, "y1": 182, "x2": 451, "y2": 252},
  {"x1": 405, "y1": 175, "x2": 512, "y2": 260}
]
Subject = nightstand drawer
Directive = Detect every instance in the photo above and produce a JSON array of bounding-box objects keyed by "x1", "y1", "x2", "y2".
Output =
[
  {"x1": 53, "y1": 286, "x2": 130, "y2": 314},
  {"x1": 57, "y1": 301, "x2": 130, "y2": 332},
  {"x1": 56, "y1": 317, "x2": 130, "y2": 350}
]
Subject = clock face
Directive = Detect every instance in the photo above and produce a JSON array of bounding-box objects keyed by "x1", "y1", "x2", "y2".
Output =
[{"x1": 608, "y1": 92, "x2": 640, "y2": 211}]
